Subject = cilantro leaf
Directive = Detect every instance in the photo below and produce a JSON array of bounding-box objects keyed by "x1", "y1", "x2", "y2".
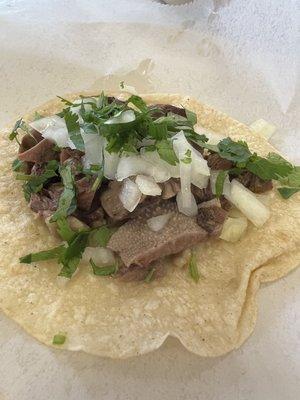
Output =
[
  {"x1": 246, "y1": 153, "x2": 293, "y2": 180},
  {"x1": 52, "y1": 334, "x2": 66, "y2": 345},
  {"x1": 12, "y1": 159, "x2": 24, "y2": 172},
  {"x1": 144, "y1": 268, "x2": 155, "y2": 283},
  {"x1": 57, "y1": 96, "x2": 73, "y2": 106},
  {"x1": 156, "y1": 139, "x2": 179, "y2": 166},
  {"x1": 188, "y1": 252, "x2": 201, "y2": 283},
  {"x1": 185, "y1": 109, "x2": 197, "y2": 125},
  {"x1": 279, "y1": 166, "x2": 300, "y2": 187},
  {"x1": 16, "y1": 160, "x2": 59, "y2": 201},
  {"x1": 88, "y1": 226, "x2": 115, "y2": 247},
  {"x1": 58, "y1": 231, "x2": 89, "y2": 278},
  {"x1": 278, "y1": 187, "x2": 300, "y2": 199},
  {"x1": 126, "y1": 95, "x2": 148, "y2": 113},
  {"x1": 56, "y1": 218, "x2": 76, "y2": 243},
  {"x1": 63, "y1": 109, "x2": 85, "y2": 151},
  {"x1": 215, "y1": 170, "x2": 227, "y2": 198},
  {"x1": 20, "y1": 245, "x2": 65, "y2": 264},
  {"x1": 50, "y1": 164, "x2": 76, "y2": 222},
  {"x1": 89, "y1": 258, "x2": 118, "y2": 276},
  {"x1": 180, "y1": 149, "x2": 192, "y2": 164},
  {"x1": 218, "y1": 138, "x2": 252, "y2": 163}
]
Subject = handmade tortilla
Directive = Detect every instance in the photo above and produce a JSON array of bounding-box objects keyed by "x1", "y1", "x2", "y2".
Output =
[{"x1": 0, "y1": 93, "x2": 299, "y2": 358}]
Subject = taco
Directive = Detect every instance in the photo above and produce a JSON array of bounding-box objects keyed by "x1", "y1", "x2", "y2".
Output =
[{"x1": 0, "y1": 92, "x2": 299, "y2": 358}]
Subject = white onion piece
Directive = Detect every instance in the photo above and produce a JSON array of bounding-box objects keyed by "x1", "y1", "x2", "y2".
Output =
[
  {"x1": 147, "y1": 213, "x2": 172, "y2": 232},
  {"x1": 103, "y1": 150, "x2": 119, "y2": 179},
  {"x1": 250, "y1": 119, "x2": 276, "y2": 140},
  {"x1": 116, "y1": 155, "x2": 152, "y2": 181},
  {"x1": 220, "y1": 211, "x2": 248, "y2": 242},
  {"x1": 140, "y1": 149, "x2": 175, "y2": 180},
  {"x1": 104, "y1": 110, "x2": 135, "y2": 125},
  {"x1": 82, "y1": 247, "x2": 115, "y2": 265},
  {"x1": 119, "y1": 178, "x2": 142, "y2": 212},
  {"x1": 30, "y1": 116, "x2": 75, "y2": 149},
  {"x1": 82, "y1": 132, "x2": 103, "y2": 168},
  {"x1": 226, "y1": 179, "x2": 270, "y2": 227},
  {"x1": 176, "y1": 191, "x2": 198, "y2": 217},
  {"x1": 135, "y1": 175, "x2": 162, "y2": 196}
]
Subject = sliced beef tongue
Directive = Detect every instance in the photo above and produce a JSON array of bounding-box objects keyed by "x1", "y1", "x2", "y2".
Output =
[
  {"x1": 197, "y1": 199, "x2": 227, "y2": 236},
  {"x1": 60, "y1": 148, "x2": 84, "y2": 174},
  {"x1": 191, "y1": 183, "x2": 214, "y2": 203},
  {"x1": 236, "y1": 171, "x2": 273, "y2": 193},
  {"x1": 108, "y1": 201, "x2": 207, "y2": 269},
  {"x1": 74, "y1": 206, "x2": 105, "y2": 227},
  {"x1": 118, "y1": 260, "x2": 168, "y2": 282},
  {"x1": 100, "y1": 181, "x2": 132, "y2": 223},
  {"x1": 19, "y1": 138, "x2": 58, "y2": 163}
]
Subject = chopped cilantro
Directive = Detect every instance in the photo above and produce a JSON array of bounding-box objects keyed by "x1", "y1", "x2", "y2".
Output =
[
  {"x1": 50, "y1": 164, "x2": 76, "y2": 222},
  {"x1": 88, "y1": 226, "x2": 115, "y2": 247},
  {"x1": 185, "y1": 109, "x2": 197, "y2": 125},
  {"x1": 57, "y1": 96, "x2": 74, "y2": 106},
  {"x1": 63, "y1": 109, "x2": 85, "y2": 151},
  {"x1": 156, "y1": 139, "x2": 179, "y2": 166},
  {"x1": 246, "y1": 153, "x2": 293, "y2": 180},
  {"x1": 144, "y1": 268, "x2": 155, "y2": 283},
  {"x1": 119, "y1": 81, "x2": 125, "y2": 89},
  {"x1": 215, "y1": 170, "x2": 227, "y2": 198},
  {"x1": 188, "y1": 252, "x2": 200, "y2": 283},
  {"x1": 277, "y1": 187, "x2": 300, "y2": 199},
  {"x1": 180, "y1": 149, "x2": 192, "y2": 164},
  {"x1": 56, "y1": 218, "x2": 76, "y2": 243},
  {"x1": 218, "y1": 138, "x2": 252, "y2": 163},
  {"x1": 89, "y1": 258, "x2": 118, "y2": 276},
  {"x1": 52, "y1": 334, "x2": 66, "y2": 345},
  {"x1": 9, "y1": 118, "x2": 30, "y2": 144},
  {"x1": 20, "y1": 245, "x2": 65, "y2": 264},
  {"x1": 12, "y1": 159, "x2": 24, "y2": 172}
]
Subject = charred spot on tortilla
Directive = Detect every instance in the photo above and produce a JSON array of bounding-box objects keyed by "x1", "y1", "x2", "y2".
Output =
[{"x1": 9, "y1": 92, "x2": 300, "y2": 282}]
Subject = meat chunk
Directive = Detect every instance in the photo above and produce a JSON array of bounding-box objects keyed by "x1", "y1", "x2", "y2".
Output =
[
  {"x1": 60, "y1": 148, "x2": 83, "y2": 164},
  {"x1": 108, "y1": 201, "x2": 207, "y2": 268},
  {"x1": 236, "y1": 171, "x2": 273, "y2": 193},
  {"x1": 29, "y1": 183, "x2": 63, "y2": 218},
  {"x1": 74, "y1": 206, "x2": 105, "y2": 227},
  {"x1": 191, "y1": 184, "x2": 214, "y2": 203},
  {"x1": 197, "y1": 199, "x2": 227, "y2": 236},
  {"x1": 75, "y1": 177, "x2": 97, "y2": 211},
  {"x1": 19, "y1": 139, "x2": 58, "y2": 163},
  {"x1": 149, "y1": 104, "x2": 187, "y2": 119},
  {"x1": 100, "y1": 181, "x2": 130, "y2": 222},
  {"x1": 19, "y1": 131, "x2": 43, "y2": 153},
  {"x1": 118, "y1": 260, "x2": 167, "y2": 282},
  {"x1": 160, "y1": 178, "x2": 181, "y2": 199},
  {"x1": 206, "y1": 153, "x2": 234, "y2": 170}
]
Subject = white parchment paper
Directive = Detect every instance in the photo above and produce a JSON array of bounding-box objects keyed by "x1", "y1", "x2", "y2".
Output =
[{"x1": 0, "y1": 1, "x2": 299, "y2": 399}]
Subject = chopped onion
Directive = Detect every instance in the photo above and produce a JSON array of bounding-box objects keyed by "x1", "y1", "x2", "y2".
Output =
[
  {"x1": 30, "y1": 116, "x2": 75, "y2": 149},
  {"x1": 119, "y1": 178, "x2": 142, "y2": 212},
  {"x1": 225, "y1": 179, "x2": 270, "y2": 227},
  {"x1": 82, "y1": 132, "x2": 103, "y2": 168},
  {"x1": 104, "y1": 110, "x2": 135, "y2": 125},
  {"x1": 176, "y1": 191, "x2": 198, "y2": 217},
  {"x1": 135, "y1": 175, "x2": 162, "y2": 196},
  {"x1": 140, "y1": 149, "x2": 174, "y2": 181},
  {"x1": 250, "y1": 119, "x2": 276, "y2": 140},
  {"x1": 220, "y1": 211, "x2": 248, "y2": 242},
  {"x1": 82, "y1": 247, "x2": 115, "y2": 265},
  {"x1": 147, "y1": 213, "x2": 172, "y2": 232},
  {"x1": 116, "y1": 155, "x2": 152, "y2": 181}
]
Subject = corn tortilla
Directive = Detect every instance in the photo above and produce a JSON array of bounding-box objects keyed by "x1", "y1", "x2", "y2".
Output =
[{"x1": 0, "y1": 93, "x2": 299, "y2": 358}]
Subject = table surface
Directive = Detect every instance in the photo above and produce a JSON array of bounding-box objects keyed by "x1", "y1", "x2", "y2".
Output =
[{"x1": 0, "y1": 1, "x2": 299, "y2": 399}]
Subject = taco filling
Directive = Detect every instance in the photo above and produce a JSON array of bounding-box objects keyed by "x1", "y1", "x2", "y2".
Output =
[{"x1": 10, "y1": 93, "x2": 300, "y2": 281}]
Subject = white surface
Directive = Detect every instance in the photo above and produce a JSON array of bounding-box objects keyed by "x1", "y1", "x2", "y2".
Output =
[{"x1": 0, "y1": 1, "x2": 299, "y2": 399}]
